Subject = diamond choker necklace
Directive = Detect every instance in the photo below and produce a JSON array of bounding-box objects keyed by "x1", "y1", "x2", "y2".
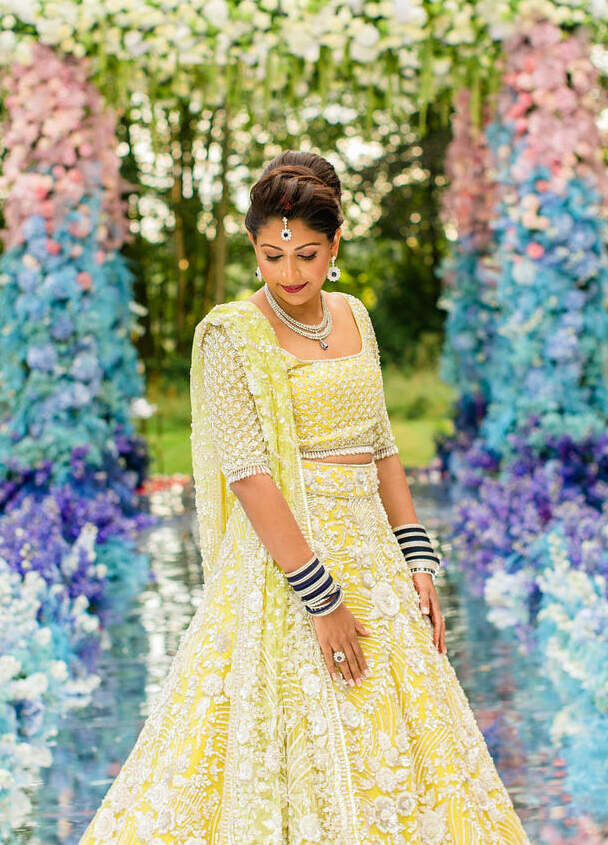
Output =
[{"x1": 263, "y1": 283, "x2": 332, "y2": 350}]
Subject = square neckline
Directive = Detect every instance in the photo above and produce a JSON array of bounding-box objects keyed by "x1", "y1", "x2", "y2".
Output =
[{"x1": 245, "y1": 291, "x2": 366, "y2": 364}]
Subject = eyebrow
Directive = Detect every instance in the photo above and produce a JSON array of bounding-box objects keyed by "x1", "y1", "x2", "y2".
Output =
[{"x1": 260, "y1": 242, "x2": 322, "y2": 249}]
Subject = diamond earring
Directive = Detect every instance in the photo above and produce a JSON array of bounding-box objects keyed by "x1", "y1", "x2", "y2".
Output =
[
  {"x1": 327, "y1": 255, "x2": 341, "y2": 282},
  {"x1": 256, "y1": 266, "x2": 262, "y2": 281}
]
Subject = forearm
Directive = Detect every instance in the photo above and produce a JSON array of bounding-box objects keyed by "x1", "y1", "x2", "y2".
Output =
[
  {"x1": 375, "y1": 453, "x2": 419, "y2": 527},
  {"x1": 229, "y1": 472, "x2": 314, "y2": 575}
]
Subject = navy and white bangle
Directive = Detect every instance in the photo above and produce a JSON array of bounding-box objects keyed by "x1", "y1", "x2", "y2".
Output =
[
  {"x1": 285, "y1": 553, "x2": 344, "y2": 615},
  {"x1": 392, "y1": 522, "x2": 441, "y2": 583}
]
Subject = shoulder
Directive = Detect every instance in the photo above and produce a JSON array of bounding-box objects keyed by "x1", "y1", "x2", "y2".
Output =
[
  {"x1": 330, "y1": 290, "x2": 369, "y2": 318},
  {"x1": 332, "y1": 290, "x2": 374, "y2": 332},
  {"x1": 195, "y1": 299, "x2": 259, "y2": 349}
]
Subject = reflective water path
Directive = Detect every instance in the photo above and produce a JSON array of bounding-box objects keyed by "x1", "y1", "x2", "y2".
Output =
[{"x1": 19, "y1": 475, "x2": 608, "y2": 844}]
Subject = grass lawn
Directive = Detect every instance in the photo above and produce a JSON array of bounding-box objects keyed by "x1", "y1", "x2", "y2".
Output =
[{"x1": 139, "y1": 363, "x2": 456, "y2": 477}]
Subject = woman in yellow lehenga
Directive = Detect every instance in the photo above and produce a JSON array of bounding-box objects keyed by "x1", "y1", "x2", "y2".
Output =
[{"x1": 80, "y1": 151, "x2": 531, "y2": 844}]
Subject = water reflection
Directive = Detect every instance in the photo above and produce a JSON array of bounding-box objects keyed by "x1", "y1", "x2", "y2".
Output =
[{"x1": 21, "y1": 475, "x2": 608, "y2": 844}]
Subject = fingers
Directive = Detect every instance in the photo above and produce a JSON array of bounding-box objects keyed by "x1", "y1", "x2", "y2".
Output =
[
  {"x1": 429, "y1": 595, "x2": 447, "y2": 654},
  {"x1": 320, "y1": 643, "x2": 340, "y2": 682},
  {"x1": 417, "y1": 584, "x2": 447, "y2": 655}
]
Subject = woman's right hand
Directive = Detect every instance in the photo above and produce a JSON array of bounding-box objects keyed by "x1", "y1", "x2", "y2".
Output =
[{"x1": 311, "y1": 601, "x2": 371, "y2": 687}]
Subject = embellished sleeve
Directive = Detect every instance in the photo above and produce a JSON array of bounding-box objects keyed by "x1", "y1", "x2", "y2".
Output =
[
  {"x1": 358, "y1": 300, "x2": 400, "y2": 462},
  {"x1": 200, "y1": 323, "x2": 273, "y2": 485},
  {"x1": 373, "y1": 391, "x2": 400, "y2": 461}
]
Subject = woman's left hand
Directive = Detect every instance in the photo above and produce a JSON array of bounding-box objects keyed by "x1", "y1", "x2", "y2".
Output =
[{"x1": 411, "y1": 572, "x2": 446, "y2": 654}]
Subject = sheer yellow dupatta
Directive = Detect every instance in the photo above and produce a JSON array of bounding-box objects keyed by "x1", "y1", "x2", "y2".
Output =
[{"x1": 190, "y1": 300, "x2": 361, "y2": 843}]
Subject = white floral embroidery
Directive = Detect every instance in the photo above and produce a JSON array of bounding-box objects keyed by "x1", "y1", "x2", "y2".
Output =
[
  {"x1": 374, "y1": 795, "x2": 400, "y2": 834},
  {"x1": 376, "y1": 765, "x2": 398, "y2": 792},
  {"x1": 419, "y1": 807, "x2": 447, "y2": 843},
  {"x1": 371, "y1": 580, "x2": 401, "y2": 616},
  {"x1": 339, "y1": 700, "x2": 361, "y2": 729},
  {"x1": 301, "y1": 668, "x2": 322, "y2": 697},
  {"x1": 92, "y1": 807, "x2": 115, "y2": 839},
  {"x1": 396, "y1": 791, "x2": 417, "y2": 816},
  {"x1": 264, "y1": 741, "x2": 281, "y2": 773},
  {"x1": 299, "y1": 812, "x2": 322, "y2": 841}
]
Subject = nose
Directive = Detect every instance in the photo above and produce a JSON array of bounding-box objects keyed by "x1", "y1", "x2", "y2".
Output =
[{"x1": 280, "y1": 253, "x2": 301, "y2": 283}]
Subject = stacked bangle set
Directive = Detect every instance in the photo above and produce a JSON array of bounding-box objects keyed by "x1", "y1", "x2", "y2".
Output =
[
  {"x1": 392, "y1": 522, "x2": 441, "y2": 583},
  {"x1": 286, "y1": 521, "x2": 441, "y2": 615},
  {"x1": 286, "y1": 553, "x2": 344, "y2": 616}
]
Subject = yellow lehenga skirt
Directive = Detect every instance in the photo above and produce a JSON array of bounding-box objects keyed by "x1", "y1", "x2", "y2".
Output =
[{"x1": 79, "y1": 458, "x2": 530, "y2": 844}]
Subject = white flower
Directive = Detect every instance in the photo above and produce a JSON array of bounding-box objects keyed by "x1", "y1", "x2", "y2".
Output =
[
  {"x1": 11, "y1": 672, "x2": 48, "y2": 700},
  {"x1": 0, "y1": 655, "x2": 22, "y2": 683},
  {"x1": 156, "y1": 806, "x2": 176, "y2": 833},
  {"x1": 339, "y1": 700, "x2": 361, "y2": 729},
  {"x1": 204, "y1": 0, "x2": 230, "y2": 26},
  {"x1": 94, "y1": 807, "x2": 116, "y2": 839},
  {"x1": 264, "y1": 741, "x2": 281, "y2": 773},
  {"x1": 202, "y1": 672, "x2": 223, "y2": 697},
  {"x1": 50, "y1": 660, "x2": 68, "y2": 681},
  {"x1": 374, "y1": 795, "x2": 399, "y2": 834},
  {"x1": 396, "y1": 790, "x2": 416, "y2": 816},
  {"x1": 371, "y1": 581, "x2": 400, "y2": 616},
  {"x1": 34, "y1": 626, "x2": 52, "y2": 646},
  {"x1": 299, "y1": 812, "x2": 322, "y2": 841},
  {"x1": 396, "y1": 727, "x2": 410, "y2": 752},
  {"x1": 472, "y1": 781, "x2": 491, "y2": 810},
  {"x1": 384, "y1": 745, "x2": 400, "y2": 766},
  {"x1": 130, "y1": 397, "x2": 157, "y2": 418},
  {"x1": 419, "y1": 807, "x2": 445, "y2": 842},
  {"x1": 309, "y1": 709, "x2": 327, "y2": 736},
  {"x1": 0, "y1": 768, "x2": 13, "y2": 789},
  {"x1": 375, "y1": 765, "x2": 397, "y2": 792},
  {"x1": 301, "y1": 670, "x2": 321, "y2": 697},
  {"x1": 361, "y1": 571, "x2": 375, "y2": 587}
]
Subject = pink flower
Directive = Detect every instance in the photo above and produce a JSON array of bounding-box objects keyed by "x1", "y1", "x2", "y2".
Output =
[
  {"x1": 526, "y1": 242, "x2": 545, "y2": 259},
  {"x1": 46, "y1": 239, "x2": 61, "y2": 255},
  {"x1": 96, "y1": 250, "x2": 106, "y2": 265},
  {"x1": 77, "y1": 272, "x2": 92, "y2": 290}
]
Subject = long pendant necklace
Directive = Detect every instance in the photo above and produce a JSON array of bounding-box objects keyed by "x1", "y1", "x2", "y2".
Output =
[{"x1": 264, "y1": 282, "x2": 332, "y2": 350}]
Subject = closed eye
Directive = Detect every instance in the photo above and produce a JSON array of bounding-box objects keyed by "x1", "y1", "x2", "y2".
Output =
[{"x1": 265, "y1": 254, "x2": 317, "y2": 261}]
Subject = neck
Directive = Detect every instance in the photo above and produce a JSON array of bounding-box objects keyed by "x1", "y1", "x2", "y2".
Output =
[{"x1": 271, "y1": 287, "x2": 324, "y2": 323}]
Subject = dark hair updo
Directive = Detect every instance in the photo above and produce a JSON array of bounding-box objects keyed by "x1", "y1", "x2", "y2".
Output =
[{"x1": 245, "y1": 150, "x2": 344, "y2": 244}]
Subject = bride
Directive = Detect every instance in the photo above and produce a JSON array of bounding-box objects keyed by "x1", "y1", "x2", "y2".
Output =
[{"x1": 79, "y1": 150, "x2": 531, "y2": 843}]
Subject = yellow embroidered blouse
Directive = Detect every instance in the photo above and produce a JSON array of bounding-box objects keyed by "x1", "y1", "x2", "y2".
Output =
[{"x1": 201, "y1": 292, "x2": 399, "y2": 485}]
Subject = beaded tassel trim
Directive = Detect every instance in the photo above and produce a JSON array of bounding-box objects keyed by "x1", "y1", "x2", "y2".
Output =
[
  {"x1": 224, "y1": 464, "x2": 273, "y2": 484},
  {"x1": 374, "y1": 443, "x2": 399, "y2": 460},
  {"x1": 300, "y1": 446, "x2": 375, "y2": 459}
]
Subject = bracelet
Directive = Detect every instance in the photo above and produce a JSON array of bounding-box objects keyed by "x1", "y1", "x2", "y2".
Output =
[
  {"x1": 285, "y1": 553, "x2": 343, "y2": 614},
  {"x1": 305, "y1": 584, "x2": 345, "y2": 616},
  {"x1": 392, "y1": 522, "x2": 441, "y2": 580}
]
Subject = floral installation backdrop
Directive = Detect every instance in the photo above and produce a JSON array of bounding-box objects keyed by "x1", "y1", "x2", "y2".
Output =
[
  {"x1": 0, "y1": 0, "x2": 606, "y2": 132},
  {"x1": 436, "y1": 86, "x2": 499, "y2": 442},
  {"x1": 437, "y1": 17, "x2": 608, "y2": 819},
  {"x1": 0, "y1": 44, "x2": 156, "y2": 839}
]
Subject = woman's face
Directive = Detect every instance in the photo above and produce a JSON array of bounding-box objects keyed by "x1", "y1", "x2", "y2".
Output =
[{"x1": 248, "y1": 216, "x2": 341, "y2": 308}]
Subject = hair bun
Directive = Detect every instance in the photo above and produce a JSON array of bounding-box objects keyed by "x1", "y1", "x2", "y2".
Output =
[{"x1": 245, "y1": 151, "x2": 344, "y2": 243}]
